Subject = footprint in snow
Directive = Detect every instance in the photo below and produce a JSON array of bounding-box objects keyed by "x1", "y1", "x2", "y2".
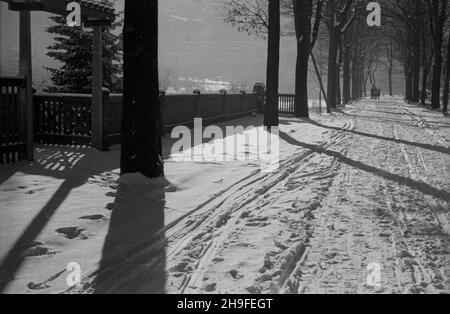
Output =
[
  {"x1": 203, "y1": 282, "x2": 217, "y2": 292},
  {"x1": 79, "y1": 215, "x2": 105, "y2": 221},
  {"x1": 56, "y1": 227, "x2": 89, "y2": 240},
  {"x1": 165, "y1": 185, "x2": 177, "y2": 193},
  {"x1": 105, "y1": 191, "x2": 116, "y2": 197}
]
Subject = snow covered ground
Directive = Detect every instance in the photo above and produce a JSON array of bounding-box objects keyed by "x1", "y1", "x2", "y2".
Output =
[{"x1": 0, "y1": 98, "x2": 449, "y2": 294}]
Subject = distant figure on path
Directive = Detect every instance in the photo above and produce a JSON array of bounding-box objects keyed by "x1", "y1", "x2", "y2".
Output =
[{"x1": 371, "y1": 84, "x2": 381, "y2": 100}]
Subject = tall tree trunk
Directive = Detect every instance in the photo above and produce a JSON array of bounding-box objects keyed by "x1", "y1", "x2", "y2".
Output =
[
  {"x1": 405, "y1": 69, "x2": 413, "y2": 102},
  {"x1": 293, "y1": 0, "x2": 312, "y2": 118},
  {"x1": 343, "y1": 48, "x2": 351, "y2": 104},
  {"x1": 311, "y1": 52, "x2": 328, "y2": 105},
  {"x1": 336, "y1": 44, "x2": 343, "y2": 106},
  {"x1": 443, "y1": 39, "x2": 450, "y2": 113},
  {"x1": 404, "y1": 29, "x2": 414, "y2": 102},
  {"x1": 421, "y1": 64, "x2": 431, "y2": 105},
  {"x1": 327, "y1": 31, "x2": 338, "y2": 112},
  {"x1": 386, "y1": 42, "x2": 394, "y2": 97},
  {"x1": 429, "y1": 0, "x2": 448, "y2": 109},
  {"x1": 431, "y1": 41, "x2": 443, "y2": 109},
  {"x1": 351, "y1": 48, "x2": 359, "y2": 100},
  {"x1": 412, "y1": 33, "x2": 421, "y2": 102},
  {"x1": 264, "y1": 0, "x2": 280, "y2": 127},
  {"x1": 121, "y1": 0, "x2": 164, "y2": 178},
  {"x1": 421, "y1": 46, "x2": 433, "y2": 106},
  {"x1": 388, "y1": 65, "x2": 393, "y2": 96},
  {"x1": 361, "y1": 55, "x2": 366, "y2": 98},
  {"x1": 412, "y1": 4, "x2": 421, "y2": 103}
]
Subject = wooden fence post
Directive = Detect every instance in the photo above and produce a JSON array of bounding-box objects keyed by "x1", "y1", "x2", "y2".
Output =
[
  {"x1": 92, "y1": 25, "x2": 103, "y2": 151},
  {"x1": 101, "y1": 87, "x2": 110, "y2": 151},
  {"x1": 240, "y1": 90, "x2": 247, "y2": 117},
  {"x1": 193, "y1": 89, "x2": 201, "y2": 118},
  {"x1": 220, "y1": 89, "x2": 227, "y2": 120},
  {"x1": 19, "y1": 10, "x2": 33, "y2": 161},
  {"x1": 159, "y1": 89, "x2": 166, "y2": 134}
]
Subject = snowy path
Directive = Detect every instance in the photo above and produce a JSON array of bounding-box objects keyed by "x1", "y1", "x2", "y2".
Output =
[
  {"x1": 160, "y1": 99, "x2": 449, "y2": 294},
  {"x1": 288, "y1": 99, "x2": 450, "y2": 294},
  {"x1": 75, "y1": 99, "x2": 449, "y2": 294},
  {"x1": 1, "y1": 99, "x2": 449, "y2": 294},
  {"x1": 72, "y1": 113, "x2": 353, "y2": 294}
]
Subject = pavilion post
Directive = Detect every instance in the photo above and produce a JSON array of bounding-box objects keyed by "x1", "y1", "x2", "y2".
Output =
[
  {"x1": 19, "y1": 10, "x2": 33, "y2": 161},
  {"x1": 0, "y1": 3, "x2": 3, "y2": 75},
  {"x1": 91, "y1": 25, "x2": 104, "y2": 150}
]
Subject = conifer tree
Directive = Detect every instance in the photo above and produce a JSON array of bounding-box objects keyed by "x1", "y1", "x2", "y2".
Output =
[{"x1": 45, "y1": 1, "x2": 122, "y2": 93}]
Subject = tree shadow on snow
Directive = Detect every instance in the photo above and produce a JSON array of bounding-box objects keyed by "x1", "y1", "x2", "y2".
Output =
[
  {"x1": 306, "y1": 119, "x2": 450, "y2": 155},
  {"x1": 0, "y1": 146, "x2": 118, "y2": 293},
  {"x1": 92, "y1": 176, "x2": 168, "y2": 294},
  {"x1": 279, "y1": 131, "x2": 450, "y2": 202}
]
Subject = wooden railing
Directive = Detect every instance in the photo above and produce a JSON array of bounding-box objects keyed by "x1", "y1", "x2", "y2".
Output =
[
  {"x1": 279, "y1": 94, "x2": 295, "y2": 115},
  {"x1": 34, "y1": 93, "x2": 92, "y2": 146},
  {"x1": 0, "y1": 77, "x2": 26, "y2": 164},
  {"x1": 33, "y1": 91, "x2": 260, "y2": 149}
]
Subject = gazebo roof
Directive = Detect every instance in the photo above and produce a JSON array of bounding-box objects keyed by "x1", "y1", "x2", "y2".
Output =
[{"x1": 1, "y1": 0, "x2": 116, "y2": 26}]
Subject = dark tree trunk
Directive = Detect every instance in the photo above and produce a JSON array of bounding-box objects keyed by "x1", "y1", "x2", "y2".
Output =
[
  {"x1": 311, "y1": 53, "x2": 328, "y2": 105},
  {"x1": 386, "y1": 42, "x2": 394, "y2": 97},
  {"x1": 429, "y1": 0, "x2": 448, "y2": 109},
  {"x1": 421, "y1": 65, "x2": 431, "y2": 105},
  {"x1": 293, "y1": 0, "x2": 312, "y2": 118},
  {"x1": 327, "y1": 31, "x2": 338, "y2": 112},
  {"x1": 443, "y1": 38, "x2": 450, "y2": 113},
  {"x1": 388, "y1": 66, "x2": 393, "y2": 96},
  {"x1": 405, "y1": 69, "x2": 413, "y2": 102},
  {"x1": 412, "y1": 33, "x2": 421, "y2": 102},
  {"x1": 264, "y1": 0, "x2": 280, "y2": 127},
  {"x1": 361, "y1": 55, "x2": 366, "y2": 98},
  {"x1": 121, "y1": 0, "x2": 164, "y2": 178},
  {"x1": 325, "y1": 0, "x2": 355, "y2": 109},
  {"x1": 336, "y1": 44, "x2": 343, "y2": 106},
  {"x1": 421, "y1": 46, "x2": 432, "y2": 106},
  {"x1": 343, "y1": 48, "x2": 351, "y2": 104},
  {"x1": 412, "y1": 4, "x2": 421, "y2": 103},
  {"x1": 351, "y1": 48, "x2": 359, "y2": 100},
  {"x1": 336, "y1": 65, "x2": 341, "y2": 106},
  {"x1": 431, "y1": 43, "x2": 443, "y2": 109}
]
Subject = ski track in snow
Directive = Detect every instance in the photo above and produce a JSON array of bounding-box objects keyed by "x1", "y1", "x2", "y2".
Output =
[
  {"x1": 71, "y1": 112, "x2": 354, "y2": 294},
  {"x1": 157, "y1": 99, "x2": 450, "y2": 295},
  {"x1": 29, "y1": 98, "x2": 449, "y2": 295},
  {"x1": 286, "y1": 100, "x2": 450, "y2": 294}
]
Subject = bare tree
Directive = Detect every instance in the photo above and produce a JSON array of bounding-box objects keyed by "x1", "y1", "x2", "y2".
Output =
[
  {"x1": 293, "y1": 0, "x2": 323, "y2": 118},
  {"x1": 385, "y1": 39, "x2": 395, "y2": 97},
  {"x1": 223, "y1": 0, "x2": 294, "y2": 38},
  {"x1": 322, "y1": 0, "x2": 356, "y2": 112},
  {"x1": 421, "y1": 20, "x2": 434, "y2": 105},
  {"x1": 342, "y1": 19, "x2": 360, "y2": 104}
]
